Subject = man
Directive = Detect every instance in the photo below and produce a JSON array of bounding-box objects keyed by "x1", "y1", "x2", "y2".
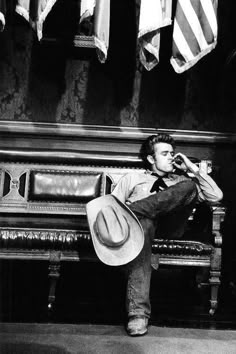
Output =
[{"x1": 111, "y1": 133, "x2": 223, "y2": 336}]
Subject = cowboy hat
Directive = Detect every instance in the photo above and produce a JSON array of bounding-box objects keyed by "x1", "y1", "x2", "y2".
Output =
[{"x1": 86, "y1": 195, "x2": 144, "y2": 266}]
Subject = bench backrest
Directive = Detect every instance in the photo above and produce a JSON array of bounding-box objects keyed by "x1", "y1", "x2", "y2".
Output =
[
  {"x1": 0, "y1": 159, "x2": 212, "y2": 216},
  {"x1": 0, "y1": 161, "x2": 142, "y2": 215}
]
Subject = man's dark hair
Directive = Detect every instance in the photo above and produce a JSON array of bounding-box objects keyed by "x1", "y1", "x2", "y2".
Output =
[{"x1": 140, "y1": 133, "x2": 175, "y2": 169}]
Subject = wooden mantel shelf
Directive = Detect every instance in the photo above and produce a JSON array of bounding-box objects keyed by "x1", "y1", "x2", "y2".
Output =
[
  {"x1": 0, "y1": 121, "x2": 235, "y2": 165},
  {"x1": 0, "y1": 121, "x2": 235, "y2": 145}
]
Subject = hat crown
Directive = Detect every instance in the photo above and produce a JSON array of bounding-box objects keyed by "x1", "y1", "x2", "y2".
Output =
[{"x1": 95, "y1": 205, "x2": 129, "y2": 248}]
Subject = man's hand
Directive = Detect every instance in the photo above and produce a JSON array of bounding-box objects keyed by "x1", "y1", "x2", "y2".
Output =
[{"x1": 173, "y1": 152, "x2": 199, "y2": 174}]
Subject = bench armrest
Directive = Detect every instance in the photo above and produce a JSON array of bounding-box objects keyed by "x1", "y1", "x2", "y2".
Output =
[{"x1": 211, "y1": 202, "x2": 226, "y2": 247}]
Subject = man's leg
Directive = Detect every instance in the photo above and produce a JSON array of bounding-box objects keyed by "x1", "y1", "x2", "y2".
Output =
[
  {"x1": 129, "y1": 180, "x2": 197, "y2": 220},
  {"x1": 126, "y1": 180, "x2": 197, "y2": 336},
  {"x1": 126, "y1": 218, "x2": 155, "y2": 336}
]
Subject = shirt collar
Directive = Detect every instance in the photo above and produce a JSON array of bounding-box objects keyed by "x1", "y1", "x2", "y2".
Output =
[{"x1": 146, "y1": 169, "x2": 168, "y2": 178}]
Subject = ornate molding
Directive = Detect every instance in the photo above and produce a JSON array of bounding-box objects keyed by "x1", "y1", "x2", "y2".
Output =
[
  {"x1": 0, "y1": 121, "x2": 235, "y2": 145},
  {"x1": 73, "y1": 35, "x2": 96, "y2": 48},
  {"x1": 0, "y1": 228, "x2": 91, "y2": 244}
]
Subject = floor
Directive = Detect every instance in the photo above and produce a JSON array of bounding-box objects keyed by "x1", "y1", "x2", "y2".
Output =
[{"x1": 1, "y1": 323, "x2": 236, "y2": 354}]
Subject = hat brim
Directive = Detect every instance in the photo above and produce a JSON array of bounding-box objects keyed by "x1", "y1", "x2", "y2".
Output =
[{"x1": 86, "y1": 195, "x2": 144, "y2": 266}]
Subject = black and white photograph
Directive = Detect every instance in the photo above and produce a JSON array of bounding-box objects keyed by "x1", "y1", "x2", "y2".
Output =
[{"x1": 0, "y1": 1, "x2": 236, "y2": 353}]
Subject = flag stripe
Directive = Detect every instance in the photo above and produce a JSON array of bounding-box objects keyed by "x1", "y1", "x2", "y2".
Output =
[
  {"x1": 179, "y1": 0, "x2": 208, "y2": 50},
  {"x1": 173, "y1": 20, "x2": 195, "y2": 63},
  {"x1": 199, "y1": 0, "x2": 217, "y2": 38},
  {"x1": 174, "y1": 3, "x2": 201, "y2": 58},
  {"x1": 190, "y1": 0, "x2": 214, "y2": 45},
  {"x1": 171, "y1": 0, "x2": 218, "y2": 73}
]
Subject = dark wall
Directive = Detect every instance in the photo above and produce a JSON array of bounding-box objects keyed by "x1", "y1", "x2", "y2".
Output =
[{"x1": 0, "y1": 0, "x2": 236, "y2": 132}]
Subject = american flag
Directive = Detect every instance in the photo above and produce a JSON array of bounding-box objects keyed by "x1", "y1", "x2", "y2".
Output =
[
  {"x1": 170, "y1": 0, "x2": 218, "y2": 73},
  {"x1": 15, "y1": 0, "x2": 58, "y2": 40},
  {"x1": 138, "y1": 0, "x2": 172, "y2": 71}
]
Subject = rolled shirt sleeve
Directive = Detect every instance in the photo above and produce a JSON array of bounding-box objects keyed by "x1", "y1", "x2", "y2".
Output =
[{"x1": 192, "y1": 171, "x2": 223, "y2": 203}]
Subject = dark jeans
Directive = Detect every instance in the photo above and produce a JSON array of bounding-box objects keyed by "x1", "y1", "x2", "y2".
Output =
[{"x1": 126, "y1": 180, "x2": 197, "y2": 319}]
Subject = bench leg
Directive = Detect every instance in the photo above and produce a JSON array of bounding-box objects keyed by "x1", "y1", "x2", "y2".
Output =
[
  {"x1": 209, "y1": 248, "x2": 221, "y2": 315},
  {"x1": 48, "y1": 251, "x2": 61, "y2": 316},
  {"x1": 209, "y1": 270, "x2": 221, "y2": 315}
]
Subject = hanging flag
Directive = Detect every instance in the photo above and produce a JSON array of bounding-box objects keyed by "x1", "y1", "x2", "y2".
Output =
[
  {"x1": 15, "y1": 0, "x2": 58, "y2": 41},
  {"x1": 80, "y1": 0, "x2": 96, "y2": 23},
  {"x1": 138, "y1": 0, "x2": 172, "y2": 71},
  {"x1": 79, "y1": 0, "x2": 96, "y2": 36},
  {"x1": 94, "y1": 0, "x2": 110, "y2": 64},
  {"x1": 170, "y1": 0, "x2": 218, "y2": 73},
  {"x1": 0, "y1": 0, "x2": 6, "y2": 32},
  {"x1": 79, "y1": 0, "x2": 110, "y2": 63}
]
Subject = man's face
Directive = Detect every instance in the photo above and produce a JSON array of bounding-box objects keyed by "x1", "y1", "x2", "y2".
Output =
[{"x1": 148, "y1": 142, "x2": 175, "y2": 175}]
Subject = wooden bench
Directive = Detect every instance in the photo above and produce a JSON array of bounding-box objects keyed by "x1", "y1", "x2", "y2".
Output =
[{"x1": 0, "y1": 150, "x2": 225, "y2": 316}]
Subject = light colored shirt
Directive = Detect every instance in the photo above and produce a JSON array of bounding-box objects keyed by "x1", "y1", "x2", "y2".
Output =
[{"x1": 112, "y1": 170, "x2": 223, "y2": 205}]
